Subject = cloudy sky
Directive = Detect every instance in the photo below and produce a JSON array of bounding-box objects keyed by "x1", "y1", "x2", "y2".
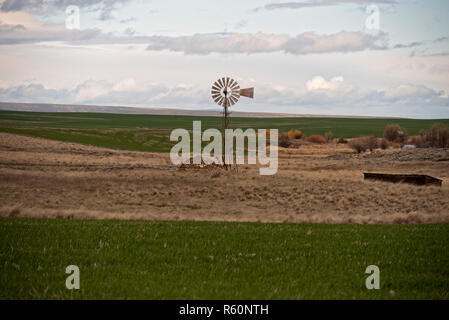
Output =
[{"x1": 0, "y1": 0, "x2": 448, "y2": 118}]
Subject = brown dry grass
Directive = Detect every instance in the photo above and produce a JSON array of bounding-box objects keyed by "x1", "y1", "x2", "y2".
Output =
[{"x1": 1, "y1": 132, "x2": 449, "y2": 224}]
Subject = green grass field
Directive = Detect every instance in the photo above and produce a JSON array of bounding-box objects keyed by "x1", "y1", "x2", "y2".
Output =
[
  {"x1": 1, "y1": 218, "x2": 448, "y2": 300},
  {"x1": 1, "y1": 110, "x2": 448, "y2": 152}
]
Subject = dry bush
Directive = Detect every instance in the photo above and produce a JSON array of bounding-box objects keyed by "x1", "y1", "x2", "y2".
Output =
[
  {"x1": 410, "y1": 135, "x2": 426, "y2": 148},
  {"x1": 324, "y1": 131, "x2": 333, "y2": 143},
  {"x1": 424, "y1": 123, "x2": 449, "y2": 148},
  {"x1": 307, "y1": 135, "x2": 326, "y2": 144},
  {"x1": 288, "y1": 129, "x2": 303, "y2": 140},
  {"x1": 337, "y1": 137, "x2": 348, "y2": 144},
  {"x1": 366, "y1": 135, "x2": 379, "y2": 151},
  {"x1": 348, "y1": 139, "x2": 366, "y2": 153},
  {"x1": 383, "y1": 124, "x2": 408, "y2": 143},
  {"x1": 278, "y1": 133, "x2": 292, "y2": 148},
  {"x1": 380, "y1": 138, "x2": 389, "y2": 150},
  {"x1": 349, "y1": 135, "x2": 378, "y2": 153}
]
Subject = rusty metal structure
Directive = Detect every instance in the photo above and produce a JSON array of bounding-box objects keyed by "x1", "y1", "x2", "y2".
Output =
[{"x1": 211, "y1": 77, "x2": 254, "y2": 168}]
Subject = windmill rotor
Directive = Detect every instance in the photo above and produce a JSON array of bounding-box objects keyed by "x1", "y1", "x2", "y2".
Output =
[{"x1": 211, "y1": 77, "x2": 253, "y2": 107}]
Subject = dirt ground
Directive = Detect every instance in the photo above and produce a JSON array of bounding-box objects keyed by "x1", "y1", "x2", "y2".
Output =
[{"x1": 1, "y1": 132, "x2": 449, "y2": 224}]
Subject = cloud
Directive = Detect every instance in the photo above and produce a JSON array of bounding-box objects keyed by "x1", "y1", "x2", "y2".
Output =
[
  {"x1": 1, "y1": 15, "x2": 388, "y2": 56},
  {"x1": 382, "y1": 84, "x2": 443, "y2": 101},
  {"x1": 252, "y1": 0, "x2": 396, "y2": 12},
  {"x1": 234, "y1": 20, "x2": 248, "y2": 30},
  {"x1": 0, "y1": 0, "x2": 132, "y2": 20},
  {"x1": 410, "y1": 50, "x2": 449, "y2": 58},
  {"x1": 434, "y1": 36, "x2": 449, "y2": 43},
  {"x1": 1, "y1": 77, "x2": 447, "y2": 117},
  {"x1": 393, "y1": 41, "x2": 422, "y2": 49},
  {"x1": 306, "y1": 76, "x2": 353, "y2": 94},
  {"x1": 284, "y1": 31, "x2": 387, "y2": 54},
  {"x1": 145, "y1": 31, "x2": 387, "y2": 55},
  {"x1": 0, "y1": 78, "x2": 209, "y2": 107}
]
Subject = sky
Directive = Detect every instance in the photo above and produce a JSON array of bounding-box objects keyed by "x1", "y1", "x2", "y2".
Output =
[{"x1": 0, "y1": 0, "x2": 448, "y2": 118}]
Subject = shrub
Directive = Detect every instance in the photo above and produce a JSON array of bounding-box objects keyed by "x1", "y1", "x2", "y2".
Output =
[
  {"x1": 349, "y1": 139, "x2": 366, "y2": 153},
  {"x1": 366, "y1": 135, "x2": 378, "y2": 151},
  {"x1": 278, "y1": 133, "x2": 291, "y2": 148},
  {"x1": 349, "y1": 135, "x2": 378, "y2": 153},
  {"x1": 337, "y1": 137, "x2": 348, "y2": 144},
  {"x1": 288, "y1": 129, "x2": 302, "y2": 140},
  {"x1": 380, "y1": 138, "x2": 389, "y2": 150},
  {"x1": 383, "y1": 124, "x2": 408, "y2": 143},
  {"x1": 324, "y1": 131, "x2": 333, "y2": 143},
  {"x1": 410, "y1": 135, "x2": 425, "y2": 148},
  {"x1": 425, "y1": 123, "x2": 449, "y2": 148},
  {"x1": 307, "y1": 135, "x2": 326, "y2": 144}
]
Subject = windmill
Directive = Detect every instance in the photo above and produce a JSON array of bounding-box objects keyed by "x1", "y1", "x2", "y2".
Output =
[{"x1": 211, "y1": 77, "x2": 254, "y2": 168}]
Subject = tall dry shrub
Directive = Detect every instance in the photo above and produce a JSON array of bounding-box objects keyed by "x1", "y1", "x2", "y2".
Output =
[
  {"x1": 366, "y1": 135, "x2": 378, "y2": 151},
  {"x1": 324, "y1": 131, "x2": 333, "y2": 143},
  {"x1": 383, "y1": 124, "x2": 408, "y2": 143},
  {"x1": 425, "y1": 123, "x2": 449, "y2": 148}
]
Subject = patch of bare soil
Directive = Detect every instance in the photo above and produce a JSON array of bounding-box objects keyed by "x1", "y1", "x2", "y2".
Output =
[{"x1": 1, "y1": 132, "x2": 449, "y2": 224}]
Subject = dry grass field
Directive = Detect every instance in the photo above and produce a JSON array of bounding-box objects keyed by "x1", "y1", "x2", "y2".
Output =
[{"x1": 1, "y1": 132, "x2": 448, "y2": 224}]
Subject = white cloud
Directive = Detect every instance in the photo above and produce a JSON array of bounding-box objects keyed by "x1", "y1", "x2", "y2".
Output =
[
  {"x1": 252, "y1": 0, "x2": 396, "y2": 12},
  {"x1": 306, "y1": 76, "x2": 353, "y2": 94},
  {"x1": 111, "y1": 77, "x2": 138, "y2": 92},
  {"x1": 1, "y1": 77, "x2": 446, "y2": 113},
  {"x1": 145, "y1": 31, "x2": 387, "y2": 55},
  {"x1": 0, "y1": 15, "x2": 388, "y2": 56},
  {"x1": 0, "y1": 0, "x2": 132, "y2": 20},
  {"x1": 383, "y1": 84, "x2": 441, "y2": 101}
]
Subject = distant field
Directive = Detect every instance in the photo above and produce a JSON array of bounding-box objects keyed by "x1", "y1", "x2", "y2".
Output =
[
  {"x1": 1, "y1": 218, "x2": 448, "y2": 299},
  {"x1": 1, "y1": 110, "x2": 448, "y2": 152}
]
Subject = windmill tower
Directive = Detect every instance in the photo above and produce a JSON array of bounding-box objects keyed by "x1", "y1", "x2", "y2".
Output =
[{"x1": 211, "y1": 77, "x2": 254, "y2": 168}]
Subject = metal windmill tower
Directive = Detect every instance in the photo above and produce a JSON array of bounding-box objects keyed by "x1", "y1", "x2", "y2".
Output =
[{"x1": 211, "y1": 77, "x2": 254, "y2": 168}]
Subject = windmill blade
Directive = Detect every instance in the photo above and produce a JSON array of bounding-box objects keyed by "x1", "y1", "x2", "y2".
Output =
[
  {"x1": 239, "y1": 87, "x2": 254, "y2": 99},
  {"x1": 221, "y1": 77, "x2": 227, "y2": 88}
]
